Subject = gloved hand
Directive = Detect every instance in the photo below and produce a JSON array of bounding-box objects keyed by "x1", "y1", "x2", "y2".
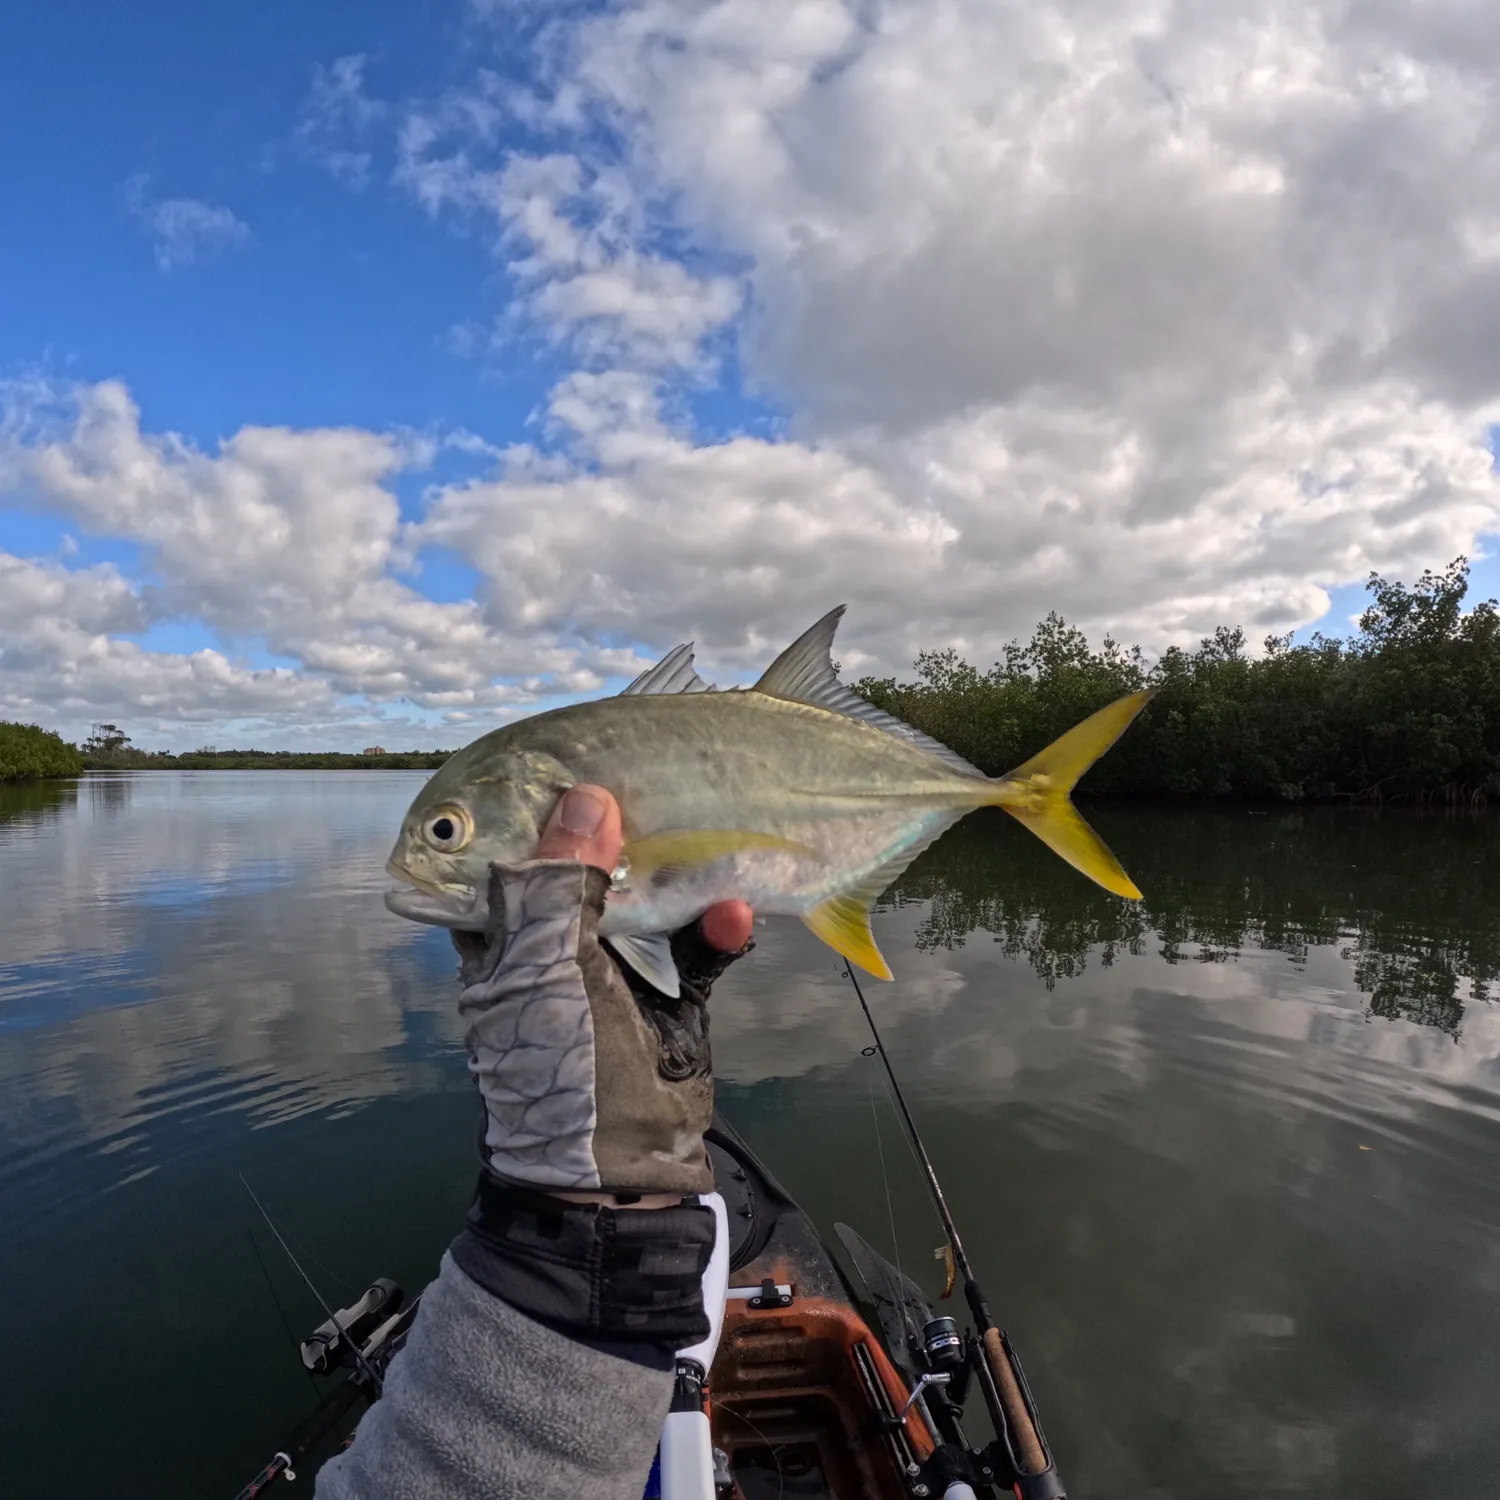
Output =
[
  {"x1": 450, "y1": 783, "x2": 754, "y2": 1201},
  {"x1": 318, "y1": 787, "x2": 754, "y2": 1500}
]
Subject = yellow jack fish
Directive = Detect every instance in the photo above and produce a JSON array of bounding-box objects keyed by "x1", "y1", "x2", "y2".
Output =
[{"x1": 385, "y1": 608, "x2": 1153, "y2": 996}]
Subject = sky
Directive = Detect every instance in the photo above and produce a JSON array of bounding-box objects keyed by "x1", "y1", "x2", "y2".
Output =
[{"x1": 3, "y1": 0, "x2": 1500, "y2": 751}]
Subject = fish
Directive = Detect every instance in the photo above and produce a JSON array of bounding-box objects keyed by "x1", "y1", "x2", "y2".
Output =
[{"x1": 384, "y1": 607, "x2": 1153, "y2": 997}]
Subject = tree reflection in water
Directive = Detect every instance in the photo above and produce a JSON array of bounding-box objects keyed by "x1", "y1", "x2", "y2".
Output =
[
  {"x1": 884, "y1": 805, "x2": 1500, "y2": 1039},
  {"x1": 0, "y1": 777, "x2": 79, "y2": 830}
]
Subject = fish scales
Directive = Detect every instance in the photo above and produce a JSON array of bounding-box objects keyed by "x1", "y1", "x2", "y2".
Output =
[
  {"x1": 515, "y1": 692, "x2": 977, "y2": 834},
  {"x1": 409, "y1": 692, "x2": 972, "y2": 930}
]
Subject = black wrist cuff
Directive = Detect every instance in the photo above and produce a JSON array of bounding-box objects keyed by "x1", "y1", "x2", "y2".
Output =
[{"x1": 450, "y1": 1172, "x2": 715, "y2": 1351}]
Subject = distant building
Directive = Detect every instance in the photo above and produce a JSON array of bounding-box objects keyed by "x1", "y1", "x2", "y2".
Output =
[{"x1": 362, "y1": 746, "x2": 387, "y2": 756}]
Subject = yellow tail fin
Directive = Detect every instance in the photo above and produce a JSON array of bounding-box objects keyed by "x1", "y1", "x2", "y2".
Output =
[{"x1": 982, "y1": 690, "x2": 1154, "y2": 899}]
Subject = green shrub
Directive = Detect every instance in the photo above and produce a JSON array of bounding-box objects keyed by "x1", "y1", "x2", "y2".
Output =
[
  {"x1": 853, "y1": 559, "x2": 1500, "y2": 805},
  {"x1": 0, "y1": 722, "x2": 84, "y2": 781}
]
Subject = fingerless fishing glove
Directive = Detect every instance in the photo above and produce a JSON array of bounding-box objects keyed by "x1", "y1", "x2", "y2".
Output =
[{"x1": 450, "y1": 858, "x2": 749, "y2": 1195}]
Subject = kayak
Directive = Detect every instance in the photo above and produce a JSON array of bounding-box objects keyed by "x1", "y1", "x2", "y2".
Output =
[
  {"x1": 699, "y1": 1113, "x2": 953, "y2": 1499},
  {"x1": 235, "y1": 1109, "x2": 1065, "y2": 1499}
]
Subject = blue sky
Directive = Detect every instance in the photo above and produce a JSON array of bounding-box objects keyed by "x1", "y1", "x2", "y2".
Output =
[
  {"x1": 2, "y1": 0, "x2": 1498, "y2": 748},
  {"x1": 2, "y1": 4, "x2": 549, "y2": 443}
]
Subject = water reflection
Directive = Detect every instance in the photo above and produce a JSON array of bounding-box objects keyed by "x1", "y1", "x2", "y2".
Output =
[
  {"x1": 0, "y1": 772, "x2": 464, "y2": 1233},
  {"x1": 712, "y1": 806, "x2": 1500, "y2": 1499},
  {"x1": 4, "y1": 778, "x2": 1500, "y2": 1499},
  {"x1": 890, "y1": 807, "x2": 1500, "y2": 1039},
  {"x1": 86, "y1": 773, "x2": 131, "y2": 818},
  {"x1": 0, "y1": 776, "x2": 79, "y2": 831}
]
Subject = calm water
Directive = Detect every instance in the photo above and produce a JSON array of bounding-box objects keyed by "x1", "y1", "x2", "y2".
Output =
[{"x1": 3, "y1": 773, "x2": 1500, "y2": 1498}]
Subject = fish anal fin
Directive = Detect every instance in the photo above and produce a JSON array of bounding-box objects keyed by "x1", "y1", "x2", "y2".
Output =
[
  {"x1": 803, "y1": 893, "x2": 894, "y2": 980},
  {"x1": 796, "y1": 815, "x2": 961, "y2": 975}
]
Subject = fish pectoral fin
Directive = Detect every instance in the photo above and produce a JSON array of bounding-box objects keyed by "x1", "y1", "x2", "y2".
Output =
[
  {"x1": 803, "y1": 894, "x2": 894, "y2": 981},
  {"x1": 624, "y1": 828, "x2": 817, "y2": 885},
  {"x1": 604, "y1": 932, "x2": 682, "y2": 998}
]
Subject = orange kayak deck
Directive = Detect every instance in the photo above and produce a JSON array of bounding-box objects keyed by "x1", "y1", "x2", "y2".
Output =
[{"x1": 704, "y1": 1119, "x2": 934, "y2": 1499}]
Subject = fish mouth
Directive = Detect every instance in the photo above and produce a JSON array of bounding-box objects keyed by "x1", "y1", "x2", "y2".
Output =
[{"x1": 384, "y1": 858, "x2": 487, "y2": 930}]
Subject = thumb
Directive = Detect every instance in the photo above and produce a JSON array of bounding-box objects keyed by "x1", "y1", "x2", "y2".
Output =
[{"x1": 535, "y1": 784, "x2": 623, "y2": 874}]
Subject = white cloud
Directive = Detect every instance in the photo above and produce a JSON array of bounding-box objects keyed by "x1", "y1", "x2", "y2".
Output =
[
  {"x1": 396, "y1": 116, "x2": 741, "y2": 371},
  {"x1": 396, "y1": 0, "x2": 1500, "y2": 663},
  {"x1": 0, "y1": 549, "x2": 333, "y2": 733},
  {"x1": 10, "y1": 1, "x2": 1500, "y2": 740},
  {"x1": 0, "y1": 379, "x2": 655, "y2": 739},
  {"x1": 295, "y1": 54, "x2": 387, "y2": 187},
  {"x1": 123, "y1": 176, "x2": 249, "y2": 270}
]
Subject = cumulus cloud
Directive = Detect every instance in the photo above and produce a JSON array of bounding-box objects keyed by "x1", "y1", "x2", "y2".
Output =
[
  {"x1": 0, "y1": 549, "x2": 333, "y2": 732},
  {"x1": 0, "y1": 379, "x2": 653, "y2": 737},
  {"x1": 399, "y1": 0, "x2": 1500, "y2": 662},
  {"x1": 9, "y1": 1, "x2": 1500, "y2": 739},
  {"x1": 123, "y1": 176, "x2": 249, "y2": 270},
  {"x1": 397, "y1": 108, "x2": 741, "y2": 370}
]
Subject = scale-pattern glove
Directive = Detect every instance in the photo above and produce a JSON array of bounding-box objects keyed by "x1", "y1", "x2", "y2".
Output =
[{"x1": 449, "y1": 790, "x2": 752, "y2": 1197}]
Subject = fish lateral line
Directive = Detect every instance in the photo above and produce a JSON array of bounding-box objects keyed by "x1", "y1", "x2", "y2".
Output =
[{"x1": 621, "y1": 827, "x2": 820, "y2": 885}]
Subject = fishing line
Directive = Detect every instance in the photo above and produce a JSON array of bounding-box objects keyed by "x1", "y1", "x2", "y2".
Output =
[
  {"x1": 717, "y1": 1404, "x2": 788, "y2": 1500},
  {"x1": 865, "y1": 1058, "x2": 907, "y2": 1303},
  {"x1": 842, "y1": 962, "x2": 978, "y2": 1287},
  {"x1": 872, "y1": 1059, "x2": 947, "y2": 1239},
  {"x1": 843, "y1": 962, "x2": 1057, "y2": 1475},
  {"x1": 246, "y1": 1227, "x2": 321, "y2": 1392},
  {"x1": 238, "y1": 1173, "x2": 384, "y2": 1397},
  {"x1": 277, "y1": 1221, "x2": 362, "y2": 1299}
]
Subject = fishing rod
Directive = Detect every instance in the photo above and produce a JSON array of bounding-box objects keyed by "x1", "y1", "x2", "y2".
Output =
[
  {"x1": 230, "y1": 1182, "x2": 420, "y2": 1500},
  {"x1": 229, "y1": 1300, "x2": 416, "y2": 1500},
  {"x1": 239, "y1": 1173, "x2": 386, "y2": 1398},
  {"x1": 843, "y1": 963, "x2": 1065, "y2": 1500}
]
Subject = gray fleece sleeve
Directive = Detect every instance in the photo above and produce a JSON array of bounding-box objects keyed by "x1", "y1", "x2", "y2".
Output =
[{"x1": 315, "y1": 1252, "x2": 671, "y2": 1500}]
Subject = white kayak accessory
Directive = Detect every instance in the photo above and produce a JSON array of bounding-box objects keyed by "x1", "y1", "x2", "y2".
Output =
[{"x1": 658, "y1": 1192, "x2": 730, "y2": 1500}]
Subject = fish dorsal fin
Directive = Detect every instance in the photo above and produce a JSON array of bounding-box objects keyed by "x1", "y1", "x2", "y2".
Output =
[
  {"x1": 753, "y1": 607, "x2": 986, "y2": 778},
  {"x1": 621, "y1": 641, "x2": 717, "y2": 696}
]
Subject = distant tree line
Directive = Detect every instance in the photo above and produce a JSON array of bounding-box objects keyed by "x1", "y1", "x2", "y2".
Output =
[
  {"x1": 0, "y1": 720, "x2": 452, "y2": 778},
  {"x1": 4, "y1": 559, "x2": 1496, "y2": 798},
  {"x1": 852, "y1": 558, "x2": 1500, "y2": 805},
  {"x1": 77, "y1": 726, "x2": 454, "y2": 772}
]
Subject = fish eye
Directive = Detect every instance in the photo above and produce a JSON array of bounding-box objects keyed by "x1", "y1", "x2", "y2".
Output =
[{"x1": 423, "y1": 805, "x2": 473, "y2": 853}]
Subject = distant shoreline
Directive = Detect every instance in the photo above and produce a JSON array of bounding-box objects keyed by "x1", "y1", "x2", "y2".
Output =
[{"x1": 80, "y1": 753, "x2": 452, "y2": 772}]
